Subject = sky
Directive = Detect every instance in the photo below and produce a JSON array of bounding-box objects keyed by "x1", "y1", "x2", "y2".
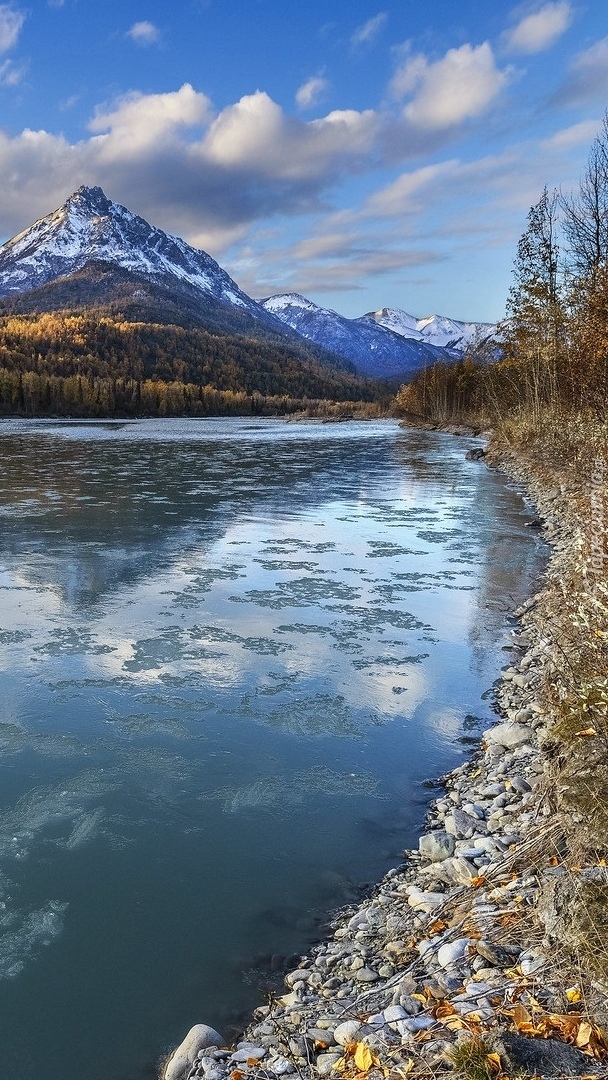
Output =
[{"x1": 0, "y1": 1, "x2": 607, "y2": 322}]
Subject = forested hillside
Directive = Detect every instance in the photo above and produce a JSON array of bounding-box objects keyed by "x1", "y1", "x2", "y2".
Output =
[{"x1": 0, "y1": 309, "x2": 383, "y2": 417}]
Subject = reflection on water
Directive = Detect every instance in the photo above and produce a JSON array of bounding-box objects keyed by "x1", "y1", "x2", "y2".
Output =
[{"x1": 0, "y1": 418, "x2": 546, "y2": 1080}]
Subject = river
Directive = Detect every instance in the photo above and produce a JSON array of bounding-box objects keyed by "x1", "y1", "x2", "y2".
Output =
[{"x1": 0, "y1": 418, "x2": 545, "y2": 1080}]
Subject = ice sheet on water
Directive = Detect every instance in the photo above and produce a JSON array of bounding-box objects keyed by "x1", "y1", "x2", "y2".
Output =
[
  {"x1": 0, "y1": 901, "x2": 68, "y2": 980},
  {"x1": 367, "y1": 541, "x2": 427, "y2": 558},
  {"x1": 187, "y1": 623, "x2": 293, "y2": 656},
  {"x1": 261, "y1": 538, "x2": 336, "y2": 554},
  {"x1": 34, "y1": 627, "x2": 116, "y2": 656},
  {"x1": 263, "y1": 693, "x2": 361, "y2": 737},
  {"x1": 0, "y1": 628, "x2": 32, "y2": 644},
  {"x1": 202, "y1": 765, "x2": 382, "y2": 814},
  {"x1": 253, "y1": 559, "x2": 320, "y2": 572},
  {"x1": 230, "y1": 577, "x2": 360, "y2": 610}
]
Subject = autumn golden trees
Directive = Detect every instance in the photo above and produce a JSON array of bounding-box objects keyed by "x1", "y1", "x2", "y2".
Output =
[
  {"x1": 396, "y1": 116, "x2": 608, "y2": 427},
  {"x1": 0, "y1": 309, "x2": 381, "y2": 416}
]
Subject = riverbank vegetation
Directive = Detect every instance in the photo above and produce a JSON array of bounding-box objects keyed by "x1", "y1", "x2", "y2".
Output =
[{"x1": 396, "y1": 118, "x2": 608, "y2": 1008}]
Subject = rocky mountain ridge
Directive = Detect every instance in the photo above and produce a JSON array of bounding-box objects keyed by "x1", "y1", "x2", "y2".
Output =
[{"x1": 0, "y1": 189, "x2": 496, "y2": 382}]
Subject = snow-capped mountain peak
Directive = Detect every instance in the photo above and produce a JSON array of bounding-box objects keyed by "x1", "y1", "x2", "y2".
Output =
[
  {"x1": 0, "y1": 185, "x2": 256, "y2": 312},
  {"x1": 364, "y1": 306, "x2": 497, "y2": 352}
]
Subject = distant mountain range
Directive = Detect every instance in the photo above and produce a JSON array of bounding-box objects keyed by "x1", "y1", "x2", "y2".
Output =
[
  {"x1": 0, "y1": 186, "x2": 498, "y2": 385},
  {"x1": 260, "y1": 294, "x2": 496, "y2": 380}
]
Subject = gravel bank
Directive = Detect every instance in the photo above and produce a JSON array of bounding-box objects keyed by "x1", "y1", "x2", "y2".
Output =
[{"x1": 162, "y1": 447, "x2": 608, "y2": 1080}]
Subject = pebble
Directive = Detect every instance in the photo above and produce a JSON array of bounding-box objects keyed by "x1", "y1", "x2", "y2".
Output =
[
  {"x1": 437, "y1": 938, "x2": 472, "y2": 969},
  {"x1": 333, "y1": 1021, "x2": 361, "y2": 1046}
]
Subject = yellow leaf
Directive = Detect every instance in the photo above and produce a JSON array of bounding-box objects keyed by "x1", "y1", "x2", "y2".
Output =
[
  {"x1": 576, "y1": 1022, "x2": 593, "y2": 1049},
  {"x1": 411, "y1": 992, "x2": 427, "y2": 1003},
  {"x1": 354, "y1": 1043, "x2": 373, "y2": 1072},
  {"x1": 575, "y1": 728, "x2": 597, "y2": 736},
  {"x1": 332, "y1": 1057, "x2": 347, "y2": 1073},
  {"x1": 486, "y1": 1052, "x2": 502, "y2": 1074},
  {"x1": 395, "y1": 1061, "x2": 414, "y2": 1077},
  {"x1": 566, "y1": 986, "x2": 582, "y2": 1003}
]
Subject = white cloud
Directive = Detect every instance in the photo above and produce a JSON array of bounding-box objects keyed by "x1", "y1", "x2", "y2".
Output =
[
  {"x1": 296, "y1": 75, "x2": 329, "y2": 110},
  {"x1": 541, "y1": 118, "x2": 601, "y2": 151},
  {"x1": 0, "y1": 4, "x2": 24, "y2": 52},
  {"x1": 0, "y1": 56, "x2": 23, "y2": 84},
  {"x1": 126, "y1": 20, "x2": 160, "y2": 46},
  {"x1": 204, "y1": 91, "x2": 376, "y2": 180},
  {"x1": 556, "y1": 35, "x2": 608, "y2": 105},
  {"x1": 351, "y1": 12, "x2": 387, "y2": 47},
  {"x1": 504, "y1": 2, "x2": 572, "y2": 55},
  {"x1": 362, "y1": 162, "x2": 459, "y2": 217},
  {"x1": 394, "y1": 42, "x2": 509, "y2": 129},
  {"x1": 89, "y1": 84, "x2": 212, "y2": 155}
]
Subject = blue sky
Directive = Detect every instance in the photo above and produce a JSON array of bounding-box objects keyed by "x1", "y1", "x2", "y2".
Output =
[{"x1": 1, "y1": 1, "x2": 607, "y2": 321}]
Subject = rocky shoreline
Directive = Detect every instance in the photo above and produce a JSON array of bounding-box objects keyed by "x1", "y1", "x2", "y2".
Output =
[{"x1": 163, "y1": 447, "x2": 608, "y2": 1080}]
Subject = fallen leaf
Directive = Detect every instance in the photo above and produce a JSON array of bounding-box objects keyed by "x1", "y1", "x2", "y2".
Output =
[
  {"x1": 354, "y1": 1043, "x2": 374, "y2": 1072},
  {"x1": 428, "y1": 918, "x2": 448, "y2": 934},
  {"x1": 549, "y1": 856, "x2": 560, "y2": 867},
  {"x1": 332, "y1": 1057, "x2": 347, "y2": 1073},
  {"x1": 575, "y1": 728, "x2": 597, "y2": 736},
  {"x1": 395, "y1": 1061, "x2": 414, "y2": 1077},
  {"x1": 576, "y1": 1022, "x2": 594, "y2": 1049},
  {"x1": 566, "y1": 986, "x2": 582, "y2": 1003},
  {"x1": 486, "y1": 1052, "x2": 502, "y2": 1073},
  {"x1": 511, "y1": 1003, "x2": 533, "y2": 1028},
  {"x1": 411, "y1": 992, "x2": 427, "y2": 1003},
  {"x1": 433, "y1": 1001, "x2": 456, "y2": 1019},
  {"x1": 471, "y1": 875, "x2": 487, "y2": 887}
]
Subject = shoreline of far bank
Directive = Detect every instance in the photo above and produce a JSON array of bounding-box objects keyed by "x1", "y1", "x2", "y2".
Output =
[{"x1": 162, "y1": 430, "x2": 608, "y2": 1080}]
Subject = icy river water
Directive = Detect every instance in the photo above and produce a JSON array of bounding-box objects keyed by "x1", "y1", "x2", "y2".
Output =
[{"x1": 0, "y1": 418, "x2": 546, "y2": 1080}]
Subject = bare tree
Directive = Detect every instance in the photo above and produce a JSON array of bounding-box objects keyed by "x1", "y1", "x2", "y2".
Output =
[{"x1": 562, "y1": 113, "x2": 608, "y2": 279}]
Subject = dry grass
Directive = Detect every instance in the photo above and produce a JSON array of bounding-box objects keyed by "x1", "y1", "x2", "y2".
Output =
[{"x1": 487, "y1": 409, "x2": 608, "y2": 991}]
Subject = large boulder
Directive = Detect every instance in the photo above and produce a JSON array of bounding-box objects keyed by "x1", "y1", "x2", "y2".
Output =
[
  {"x1": 163, "y1": 1024, "x2": 223, "y2": 1080},
  {"x1": 418, "y1": 831, "x2": 455, "y2": 862}
]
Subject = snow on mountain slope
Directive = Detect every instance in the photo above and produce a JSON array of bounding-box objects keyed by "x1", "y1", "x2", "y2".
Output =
[
  {"x1": 259, "y1": 294, "x2": 447, "y2": 379},
  {"x1": 0, "y1": 186, "x2": 265, "y2": 321},
  {"x1": 365, "y1": 307, "x2": 497, "y2": 352}
]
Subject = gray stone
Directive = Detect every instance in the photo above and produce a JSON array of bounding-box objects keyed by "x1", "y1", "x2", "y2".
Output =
[
  {"x1": 475, "y1": 940, "x2": 518, "y2": 966},
  {"x1": 510, "y1": 774, "x2": 532, "y2": 793},
  {"x1": 163, "y1": 1025, "x2": 224, "y2": 1080},
  {"x1": 316, "y1": 1054, "x2": 343, "y2": 1076},
  {"x1": 355, "y1": 966, "x2": 378, "y2": 983},
  {"x1": 418, "y1": 831, "x2": 455, "y2": 862},
  {"x1": 307, "y1": 1028, "x2": 336, "y2": 1046},
  {"x1": 333, "y1": 1021, "x2": 362, "y2": 1046},
  {"x1": 497, "y1": 1031, "x2": 594, "y2": 1076},
  {"x1": 437, "y1": 938, "x2": 472, "y2": 969},
  {"x1": 271, "y1": 1058, "x2": 296, "y2": 1076},
  {"x1": 230, "y1": 1046, "x2": 266, "y2": 1064},
  {"x1": 383, "y1": 1005, "x2": 407, "y2": 1023},
  {"x1": 442, "y1": 856, "x2": 477, "y2": 885},
  {"x1": 483, "y1": 722, "x2": 531, "y2": 749},
  {"x1": 445, "y1": 808, "x2": 482, "y2": 839},
  {"x1": 406, "y1": 886, "x2": 445, "y2": 912}
]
